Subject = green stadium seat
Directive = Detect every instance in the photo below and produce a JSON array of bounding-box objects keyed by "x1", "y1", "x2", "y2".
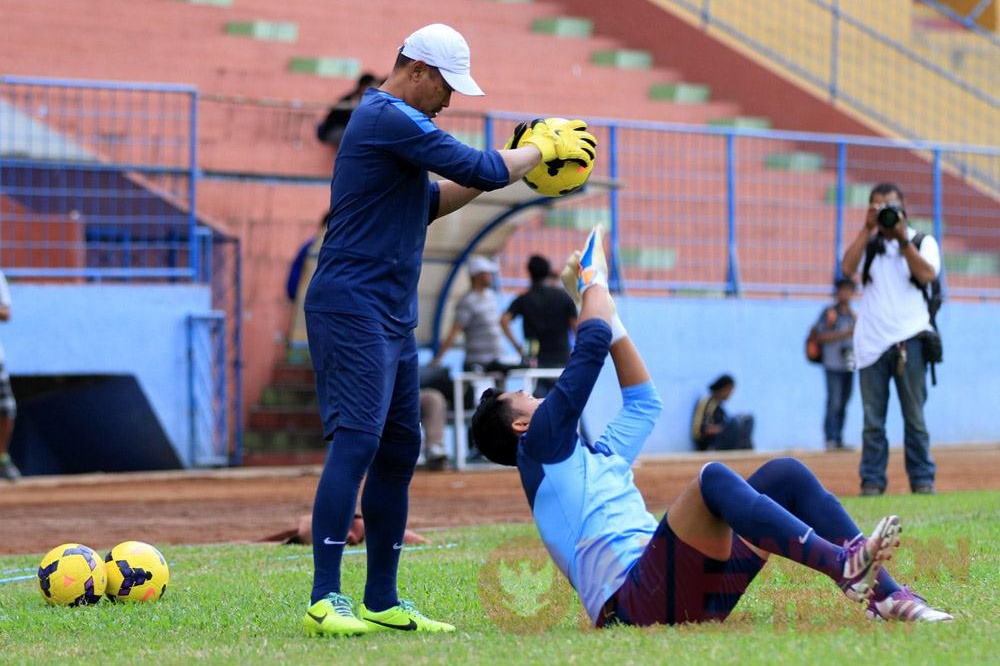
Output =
[
  {"x1": 649, "y1": 82, "x2": 710, "y2": 103},
  {"x1": 591, "y1": 49, "x2": 653, "y2": 69},
  {"x1": 288, "y1": 56, "x2": 361, "y2": 78},
  {"x1": 708, "y1": 116, "x2": 772, "y2": 129},
  {"x1": 764, "y1": 152, "x2": 825, "y2": 171},
  {"x1": 531, "y1": 16, "x2": 594, "y2": 38},
  {"x1": 225, "y1": 20, "x2": 299, "y2": 42},
  {"x1": 619, "y1": 246, "x2": 677, "y2": 270},
  {"x1": 825, "y1": 183, "x2": 873, "y2": 206}
]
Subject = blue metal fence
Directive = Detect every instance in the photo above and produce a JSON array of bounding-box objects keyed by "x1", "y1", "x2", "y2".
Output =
[
  {"x1": 465, "y1": 112, "x2": 1000, "y2": 300},
  {"x1": 0, "y1": 75, "x2": 200, "y2": 279},
  {"x1": 0, "y1": 76, "x2": 239, "y2": 467},
  {"x1": 656, "y1": 0, "x2": 999, "y2": 193}
]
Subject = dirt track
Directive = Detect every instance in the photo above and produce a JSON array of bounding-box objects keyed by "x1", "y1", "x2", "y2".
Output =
[{"x1": 1, "y1": 445, "x2": 997, "y2": 556}]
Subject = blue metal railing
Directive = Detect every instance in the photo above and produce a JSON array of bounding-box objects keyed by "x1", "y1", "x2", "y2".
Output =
[
  {"x1": 661, "y1": 0, "x2": 999, "y2": 192},
  {"x1": 481, "y1": 111, "x2": 1000, "y2": 300},
  {"x1": 1, "y1": 76, "x2": 241, "y2": 468},
  {"x1": 187, "y1": 312, "x2": 228, "y2": 467},
  {"x1": 0, "y1": 75, "x2": 200, "y2": 280}
]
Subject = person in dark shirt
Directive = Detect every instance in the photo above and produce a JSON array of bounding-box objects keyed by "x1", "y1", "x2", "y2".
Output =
[
  {"x1": 691, "y1": 374, "x2": 754, "y2": 451},
  {"x1": 316, "y1": 72, "x2": 379, "y2": 148},
  {"x1": 501, "y1": 254, "x2": 577, "y2": 397},
  {"x1": 302, "y1": 23, "x2": 596, "y2": 638}
]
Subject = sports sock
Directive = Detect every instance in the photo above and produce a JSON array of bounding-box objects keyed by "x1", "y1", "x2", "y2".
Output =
[
  {"x1": 360, "y1": 436, "x2": 421, "y2": 612},
  {"x1": 310, "y1": 427, "x2": 380, "y2": 604},
  {"x1": 745, "y1": 458, "x2": 901, "y2": 599},
  {"x1": 699, "y1": 461, "x2": 843, "y2": 580}
]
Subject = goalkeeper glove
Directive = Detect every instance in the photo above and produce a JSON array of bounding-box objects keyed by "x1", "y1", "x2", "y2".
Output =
[
  {"x1": 503, "y1": 119, "x2": 535, "y2": 150},
  {"x1": 561, "y1": 250, "x2": 583, "y2": 311},
  {"x1": 545, "y1": 118, "x2": 597, "y2": 165},
  {"x1": 522, "y1": 119, "x2": 594, "y2": 168},
  {"x1": 578, "y1": 225, "x2": 609, "y2": 296}
]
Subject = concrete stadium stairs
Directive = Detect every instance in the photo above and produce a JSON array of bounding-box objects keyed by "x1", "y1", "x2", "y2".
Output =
[{"x1": 242, "y1": 349, "x2": 327, "y2": 466}]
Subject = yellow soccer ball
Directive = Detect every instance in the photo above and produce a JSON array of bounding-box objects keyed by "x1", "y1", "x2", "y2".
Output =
[
  {"x1": 37, "y1": 543, "x2": 107, "y2": 606},
  {"x1": 522, "y1": 117, "x2": 596, "y2": 197},
  {"x1": 104, "y1": 540, "x2": 170, "y2": 602}
]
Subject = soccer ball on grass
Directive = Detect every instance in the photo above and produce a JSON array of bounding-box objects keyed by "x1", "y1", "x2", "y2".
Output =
[
  {"x1": 37, "y1": 543, "x2": 107, "y2": 606},
  {"x1": 105, "y1": 540, "x2": 170, "y2": 602}
]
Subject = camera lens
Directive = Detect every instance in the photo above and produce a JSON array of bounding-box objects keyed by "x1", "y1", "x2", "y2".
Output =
[{"x1": 877, "y1": 204, "x2": 902, "y2": 228}]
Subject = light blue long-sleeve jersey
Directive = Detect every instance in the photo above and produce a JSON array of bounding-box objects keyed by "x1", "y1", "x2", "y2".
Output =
[{"x1": 517, "y1": 319, "x2": 664, "y2": 624}]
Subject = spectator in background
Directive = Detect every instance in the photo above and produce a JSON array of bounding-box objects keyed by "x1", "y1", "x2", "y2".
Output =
[
  {"x1": 816, "y1": 277, "x2": 857, "y2": 451},
  {"x1": 316, "y1": 72, "x2": 380, "y2": 148},
  {"x1": 419, "y1": 387, "x2": 449, "y2": 471},
  {"x1": 287, "y1": 214, "x2": 328, "y2": 302},
  {"x1": 431, "y1": 255, "x2": 515, "y2": 373},
  {"x1": 841, "y1": 183, "x2": 940, "y2": 496},
  {"x1": 691, "y1": 374, "x2": 754, "y2": 451},
  {"x1": 0, "y1": 269, "x2": 18, "y2": 481},
  {"x1": 500, "y1": 254, "x2": 578, "y2": 397}
]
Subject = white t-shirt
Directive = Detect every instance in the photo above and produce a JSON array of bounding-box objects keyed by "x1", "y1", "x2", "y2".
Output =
[
  {"x1": 853, "y1": 229, "x2": 940, "y2": 370},
  {"x1": 0, "y1": 271, "x2": 10, "y2": 363},
  {"x1": 453, "y1": 288, "x2": 504, "y2": 366}
]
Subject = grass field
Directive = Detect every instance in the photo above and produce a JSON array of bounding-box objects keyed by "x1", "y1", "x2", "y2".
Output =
[{"x1": 1, "y1": 491, "x2": 996, "y2": 665}]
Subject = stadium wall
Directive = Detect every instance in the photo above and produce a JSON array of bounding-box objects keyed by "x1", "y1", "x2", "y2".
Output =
[
  {"x1": 514, "y1": 294, "x2": 998, "y2": 453},
  {"x1": 4, "y1": 287, "x2": 995, "y2": 469},
  {"x1": 4, "y1": 284, "x2": 214, "y2": 469}
]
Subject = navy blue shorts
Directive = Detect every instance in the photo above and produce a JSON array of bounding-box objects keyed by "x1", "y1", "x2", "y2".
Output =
[
  {"x1": 598, "y1": 516, "x2": 766, "y2": 627},
  {"x1": 305, "y1": 311, "x2": 420, "y2": 443}
]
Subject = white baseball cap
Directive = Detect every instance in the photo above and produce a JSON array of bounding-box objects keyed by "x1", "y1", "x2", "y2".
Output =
[
  {"x1": 467, "y1": 255, "x2": 498, "y2": 276},
  {"x1": 400, "y1": 23, "x2": 484, "y2": 96}
]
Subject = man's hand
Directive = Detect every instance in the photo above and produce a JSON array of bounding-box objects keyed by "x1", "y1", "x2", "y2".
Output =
[
  {"x1": 864, "y1": 203, "x2": 881, "y2": 232},
  {"x1": 577, "y1": 225, "x2": 609, "y2": 296},
  {"x1": 883, "y1": 213, "x2": 909, "y2": 243}
]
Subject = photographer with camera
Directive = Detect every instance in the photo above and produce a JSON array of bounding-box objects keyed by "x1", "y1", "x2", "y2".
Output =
[{"x1": 841, "y1": 183, "x2": 941, "y2": 497}]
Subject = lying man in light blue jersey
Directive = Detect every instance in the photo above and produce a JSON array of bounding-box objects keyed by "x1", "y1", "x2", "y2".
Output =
[{"x1": 471, "y1": 227, "x2": 952, "y2": 627}]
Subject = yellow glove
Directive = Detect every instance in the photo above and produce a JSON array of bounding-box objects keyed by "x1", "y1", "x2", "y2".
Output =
[
  {"x1": 561, "y1": 250, "x2": 583, "y2": 311},
  {"x1": 545, "y1": 118, "x2": 597, "y2": 165},
  {"x1": 577, "y1": 225, "x2": 609, "y2": 296},
  {"x1": 523, "y1": 119, "x2": 594, "y2": 167},
  {"x1": 503, "y1": 119, "x2": 536, "y2": 150}
]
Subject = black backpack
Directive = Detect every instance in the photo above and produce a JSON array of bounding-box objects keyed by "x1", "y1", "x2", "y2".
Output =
[{"x1": 861, "y1": 232, "x2": 943, "y2": 384}]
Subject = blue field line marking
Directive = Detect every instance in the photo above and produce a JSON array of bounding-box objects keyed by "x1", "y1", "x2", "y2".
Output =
[
  {"x1": 2, "y1": 543, "x2": 461, "y2": 583},
  {"x1": 1, "y1": 566, "x2": 35, "y2": 574},
  {"x1": 272, "y1": 542, "x2": 458, "y2": 562}
]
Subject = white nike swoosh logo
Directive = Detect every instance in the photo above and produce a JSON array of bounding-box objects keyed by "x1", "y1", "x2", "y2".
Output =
[
  {"x1": 392, "y1": 543, "x2": 403, "y2": 550},
  {"x1": 323, "y1": 537, "x2": 347, "y2": 545},
  {"x1": 797, "y1": 528, "x2": 814, "y2": 545}
]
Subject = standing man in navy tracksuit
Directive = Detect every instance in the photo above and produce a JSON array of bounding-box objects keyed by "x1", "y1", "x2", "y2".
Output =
[{"x1": 302, "y1": 23, "x2": 595, "y2": 636}]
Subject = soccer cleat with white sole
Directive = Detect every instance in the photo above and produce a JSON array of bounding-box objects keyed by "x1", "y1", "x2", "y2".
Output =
[
  {"x1": 867, "y1": 586, "x2": 954, "y2": 622},
  {"x1": 304, "y1": 592, "x2": 370, "y2": 637},
  {"x1": 359, "y1": 599, "x2": 455, "y2": 633},
  {"x1": 839, "y1": 515, "x2": 901, "y2": 602}
]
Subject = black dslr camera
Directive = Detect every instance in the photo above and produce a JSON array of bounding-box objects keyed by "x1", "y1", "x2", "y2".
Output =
[{"x1": 877, "y1": 202, "x2": 906, "y2": 228}]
